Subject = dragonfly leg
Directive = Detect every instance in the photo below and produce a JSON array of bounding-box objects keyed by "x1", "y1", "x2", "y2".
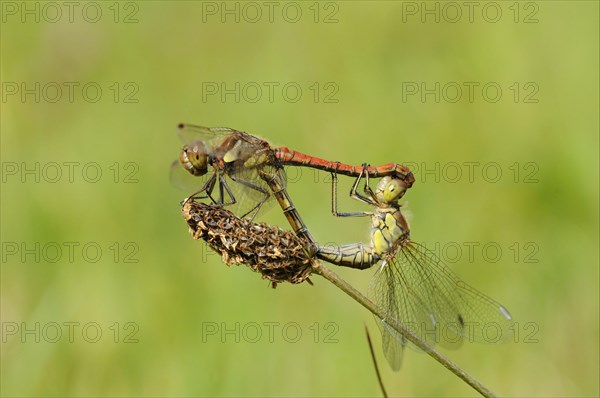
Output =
[
  {"x1": 330, "y1": 168, "x2": 372, "y2": 217},
  {"x1": 217, "y1": 174, "x2": 237, "y2": 206},
  {"x1": 352, "y1": 163, "x2": 378, "y2": 204},
  {"x1": 197, "y1": 173, "x2": 225, "y2": 205},
  {"x1": 197, "y1": 171, "x2": 237, "y2": 207},
  {"x1": 332, "y1": 164, "x2": 377, "y2": 215},
  {"x1": 185, "y1": 173, "x2": 217, "y2": 204},
  {"x1": 218, "y1": 171, "x2": 225, "y2": 204},
  {"x1": 185, "y1": 172, "x2": 237, "y2": 209},
  {"x1": 362, "y1": 163, "x2": 377, "y2": 202},
  {"x1": 207, "y1": 170, "x2": 229, "y2": 205}
]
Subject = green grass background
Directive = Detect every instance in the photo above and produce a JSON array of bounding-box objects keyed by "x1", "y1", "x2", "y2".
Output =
[{"x1": 1, "y1": 1, "x2": 598, "y2": 396}]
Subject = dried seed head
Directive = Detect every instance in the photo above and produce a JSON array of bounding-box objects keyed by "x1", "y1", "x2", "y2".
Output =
[{"x1": 182, "y1": 200, "x2": 313, "y2": 286}]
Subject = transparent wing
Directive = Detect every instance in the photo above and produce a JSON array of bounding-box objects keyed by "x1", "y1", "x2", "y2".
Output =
[
  {"x1": 369, "y1": 240, "x2": 514, "y2": 370},
  {"x1": 177, "y1": 123, "x2": 238, "y2": 146},
  {"x1": 169, "y1": 159, "x2": 213, "y2": 193},
  {"x1": 222, "y1": 169, "x2": 274, "y2": 219},
  {"x1": 370, "y1": 260, "x2": 407, "y2": 371},
  {"x1": 369, "y1": 255, "x2": 439, "y2": 371}
]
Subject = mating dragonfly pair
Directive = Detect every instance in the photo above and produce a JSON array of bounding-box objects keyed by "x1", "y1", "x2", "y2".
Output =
[{"x1": 170, "y1": 123, "x2": 513, "y2": 370}]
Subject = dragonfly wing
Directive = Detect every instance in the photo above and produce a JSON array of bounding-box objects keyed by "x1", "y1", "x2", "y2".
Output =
[
  {"x1": 370, "y1": 261, "x2": 410, "y2": 371},
  {"x1": 369, "y1": 240, "x2": 514, "y2": 370},
  {"x1": 225, "y1": 157, "x2": 287, "y2": 219},
  {"x1": 397, "y1": 241, "x2": 514, "y2": 348},
  {"x1": 169, "y1": 159, "x2": 213, "y2": 193},
  {"x1": 177, "y1": 123, "x2": 238, "y2": 147},
  {"x1": 369, "y1": 255, "x2": 440, "y2": 370},
  {"x1": 380, "y1": 319, "x2": 405, "y2": 371}
]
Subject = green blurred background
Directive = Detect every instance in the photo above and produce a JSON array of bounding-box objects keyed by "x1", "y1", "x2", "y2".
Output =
[{"x1": 1, "y1": 1, "x2": 598, "y2": 396}]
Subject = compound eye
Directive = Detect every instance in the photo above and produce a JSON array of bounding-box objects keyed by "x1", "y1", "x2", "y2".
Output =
[
  {"x1": 181, "y1": 144, "x2": 207, "y2": 175},
  {"x1": 384, "y1": 179, "x2": 406, "y2": 203}
]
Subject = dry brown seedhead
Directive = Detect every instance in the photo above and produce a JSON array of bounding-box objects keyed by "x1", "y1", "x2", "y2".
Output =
[{"x1": 182, "y1": 200, "x2": 313, "y2": 286}]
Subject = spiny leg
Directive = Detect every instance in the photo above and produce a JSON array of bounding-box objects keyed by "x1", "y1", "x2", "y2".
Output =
[
  {"x1": 229, "y1": 173, "x2": 270, "y2": 222},
  {"x1": 362, "y1": 163, "x2": 377, "y2": 201},
  {"x1": 352, "y1": 163, "x2": 377, "y2": 205},
  {"x1": 199, "y1": 173, "x2": 218, "y2": 203},
  {"x1": 187, "y1": 172, "x2": 237, "y2": 208},
  {"x1": 210, "y1": 173, "x2": 237, "y2": 207},
  {"x1": 331, "y1": 164, "x2": 375, "y2": 217},
  {"x1": 185, "y1": 173, "x2": 217, "y2": 205}
]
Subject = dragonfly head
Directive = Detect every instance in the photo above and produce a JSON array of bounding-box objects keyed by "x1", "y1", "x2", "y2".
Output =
[
  {"x1": 180, "y1": 142, "x2": 209, "y2": 176},
  {"x1": 376, "y1": 176, "x2": 408, "y2": 204}
]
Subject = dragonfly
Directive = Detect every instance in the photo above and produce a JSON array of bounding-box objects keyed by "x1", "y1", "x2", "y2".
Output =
[
  {"x1": 171, "y1": 123, "x2": 415, "y2": 245},
  {"x1": 316, "y1": 167, "x2": 514, "y2": 370}
]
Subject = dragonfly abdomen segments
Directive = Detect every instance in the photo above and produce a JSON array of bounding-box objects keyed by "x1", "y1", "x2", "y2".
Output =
[
  {"x1": 317, "y1": 243, "x2": 380, "y2": 269},
  {"x1": 274, "y1": 147, "x2": 415, "y2": 186},
  {"x1": 257, "y1": 169, "x2": 316, "y2": 253}
]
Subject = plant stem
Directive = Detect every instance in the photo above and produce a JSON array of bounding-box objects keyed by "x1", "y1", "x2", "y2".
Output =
[
  {"x1": 312, "y1": 260, "x2": 498, "y2": 398},
  {"x1": 364, "y1": 323, "x2": 388, "y2": 398}
]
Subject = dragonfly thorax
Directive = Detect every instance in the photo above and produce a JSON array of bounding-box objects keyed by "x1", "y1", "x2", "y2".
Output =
[
  {"x1": 371, "y1": 207, "x2": 410, "y2": 255},
  {"x1": 180, "y1": 142, "x2": 209, "y2": 176}
]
